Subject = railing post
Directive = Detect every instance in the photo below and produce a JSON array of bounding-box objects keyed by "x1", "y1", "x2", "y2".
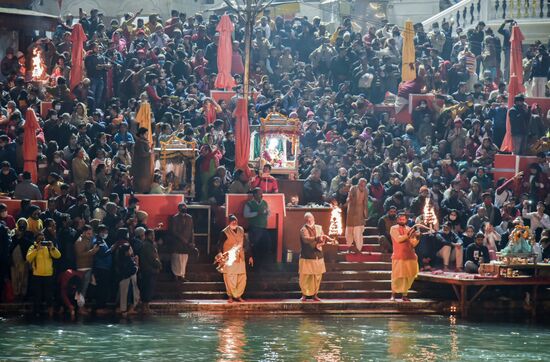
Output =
[
  {"x1": 502, "y1": 0, "x2": 508, "y2": 19},
  {"x1": 482, "y1": 0, "x2": 492, "y2": 22}
]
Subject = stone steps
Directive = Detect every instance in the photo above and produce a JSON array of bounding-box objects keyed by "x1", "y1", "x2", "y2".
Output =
[
  {"x1": 0, "y1": 298, "x2": 442, "y2": 316},
  {"x1": 337, "y1": 244, "x2": 384, "y2": 252},
  {"x1": 336, "y1": 235, "x2": 381, "y2": 245},
  {"x1": 148, "y1": 298, "x2": 441, "y2": 314},
  {"x1": 181, "y1": 261, "x2": 393, "y2": 272},
  {"x1": 167, "y1": 270, "x2": 392, "y2": 282},
  {"x1": 156, "y1": 289, "x2": 415, "y2": 300},
  {"x1": 157, "y1": 280, "x2": 392, "y2": 292},
  {"x1": 339, "y1": 252, "x2": 391, "y2": 263}
]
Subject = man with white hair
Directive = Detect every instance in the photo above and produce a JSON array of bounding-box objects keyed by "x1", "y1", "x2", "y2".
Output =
[
  {"x1": 217, "y1": 214, "x2": 253, "y2": 303},
  {"x1": 299, "y1": 212, "x2": 329, "y2": 301}
]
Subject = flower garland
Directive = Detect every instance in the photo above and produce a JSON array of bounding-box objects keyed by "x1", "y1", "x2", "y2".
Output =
[{"x1": 511, "y1": 225, "x2": 531, "y2": 243}]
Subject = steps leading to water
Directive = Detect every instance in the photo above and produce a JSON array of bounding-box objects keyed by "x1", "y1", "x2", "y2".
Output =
[
  {"x1": 148, "y1": 298, "x2": 441, "y2": 314},
  {"x1": 154, "y1": 225, "x2": 404, "y2": 301}
]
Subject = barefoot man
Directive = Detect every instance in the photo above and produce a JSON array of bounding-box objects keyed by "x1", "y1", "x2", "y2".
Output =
[
  {"x1": 299, "y1": 212, "x2": 330, "y2": 302},
  {"x1": 217, "y1": 214, "x2": 253, "y2": 303},
  {"x1": 390, "y1": 213, "x2": 419, "y2": 302}
]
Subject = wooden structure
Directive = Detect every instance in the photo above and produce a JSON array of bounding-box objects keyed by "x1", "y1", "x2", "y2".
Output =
[
  {"x1": 154, "y1": 135, "x2": 198, "y2": 198},
  {"x1": 0, "y1": 198, "x2": 47, "y2": 216},
  {"x1": 225, "y1": 193, "x2": 286, "y2": 262},
  {"x1": 122, "y1": 194, "x2": 212, "y2": 256},
  {"x1": 417, "y1": 267, "x2": 550, "y2": 317},
  {"x1": 256, "y1": 112, "x2": 301, "y2": 178}
]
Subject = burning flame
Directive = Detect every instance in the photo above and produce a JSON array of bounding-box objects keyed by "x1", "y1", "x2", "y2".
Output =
[
  {"x1": 31, "y1": 48, "x2": 46, "y2": 80},
  {"x1": 224, "y1": 245, "x2": 241, "y2": 268},
  {"x1": 329, "y1": 205, "x2": 343, "y2": 236},
  {"x1": 423, "y1": 197, "x2": 437, "y2": 228}
]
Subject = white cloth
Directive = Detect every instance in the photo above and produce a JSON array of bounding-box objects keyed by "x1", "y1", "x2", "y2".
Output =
[
  {"x1": 484, "y1": 232, "x2": 501, "y2": 257},
  {"x1": 119, "y1": 274, "x2": 140, "y2": 312},
  {"x1": 171, "y1": 253, "x2": 189, "y2": 277},
  {"x1": 531, "y1": 77, "x2": 547, "y2": 98},
  {"x1": 345, "y1": 225, "x2": 364, "y2": 251},
  {"x1": 437, "y1": 245, "x2": 463, "y2": 268}
]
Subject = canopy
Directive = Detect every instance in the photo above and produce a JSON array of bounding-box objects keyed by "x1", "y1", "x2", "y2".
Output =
[
  {"x1": 214, "y1": 14, "x2": 236, "y2": 90},
  {"x1": 401, "y1": 20, "x2": 416, "y2": 82},
  {"x1": 233, "y1": 98, "x2": 250, "y2": 174},
  {"x1": 23, "y1": 109, "x2": 40, "y2": 183},
  {"x1": 69, "y1": 23, "x2": 87, "y2": 91},
  {"x1": 500, "y1": 25, "x2": 525, "y2": 152}
]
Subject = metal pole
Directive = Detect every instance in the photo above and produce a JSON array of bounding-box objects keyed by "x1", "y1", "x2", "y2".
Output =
[{"x1": 243, "y1": 0, "x2": 253, "y2": 100}]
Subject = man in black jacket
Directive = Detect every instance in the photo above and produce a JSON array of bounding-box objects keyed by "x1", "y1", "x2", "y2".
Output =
[
  {"x1": 529, "y1": 45, "x2": 550, "y2": 97},
  {"x1": 464, "y1": 232, "x2": 490, "y2": 273},
  {"x1": 303, "y1": 168, "x2": 325, "y2": 205},
  {"x1": 508, "y1": 94, "x2": 530, "y2": 155}
]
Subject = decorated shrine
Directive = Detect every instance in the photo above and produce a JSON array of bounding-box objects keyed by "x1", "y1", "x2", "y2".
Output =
[
  {"x1": 154, "y1": 135, "x2": 198, "y2": 197},
  {"x1": 254, "y1": 112, "x2": 301, "y2": 177}
]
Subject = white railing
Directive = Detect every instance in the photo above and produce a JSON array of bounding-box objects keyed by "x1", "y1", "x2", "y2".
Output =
[
  {"x1": 422, "y1": 0, "x2": 550, "y2": 31},
  {"x1": 487, "y1": 0, "x2": 550, "y2": 21},
  {"x1": 422, "y1": 0, "x2": 487, "y2": 30}
]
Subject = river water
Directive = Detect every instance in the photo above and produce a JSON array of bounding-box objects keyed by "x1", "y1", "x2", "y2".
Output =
[{"x1": 0, "y1": 314, "x2": 548, "y2": 361}]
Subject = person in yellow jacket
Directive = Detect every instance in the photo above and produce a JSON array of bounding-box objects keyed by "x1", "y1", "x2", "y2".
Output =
[{"x1": 26, "y1": 233, "x2": 61, "y2": 316}]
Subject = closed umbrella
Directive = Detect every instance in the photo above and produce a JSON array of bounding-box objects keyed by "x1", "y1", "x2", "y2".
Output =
[
  {"x1": 23, "y1": 109, "x2": 40, "y2": 183},
  {"x1": 214, "y1": 14, "x2": 236, "y2": 90},
  {"x1": 69, "y1": 23, "x2": 87, "y2": 91},
  {"x1": 509, "y1": 25, "x2": 525, "y2": 93},
  {"x1": 135, "y1": 100, "x2": 153, "y2": 146},
  {"x1": 500, "y1": 25, "x2": 525, "y2": 152},
  {"x1": 500, "y1": 75, "x2": 520, "y2": 152},
  {"x1": 233, "y1": 98, "x2": 250, "y2": 174},
  {"x1": 135, "y1": 100, "x2": 154, "y2": 173},
  {"x1": 401, "y1": 20, "x2": 416, "y2": 82}
]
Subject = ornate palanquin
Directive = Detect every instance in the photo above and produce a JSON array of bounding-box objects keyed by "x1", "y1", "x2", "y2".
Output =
[
  {"x1": 257, "y1": 112, "x2": 301, "y2": 177},
  {"x1": 154, "y1": 135, "x2": 198, "y2": 197}
]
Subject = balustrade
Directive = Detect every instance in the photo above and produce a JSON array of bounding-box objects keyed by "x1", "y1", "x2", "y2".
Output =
[
  {"x1": 489, "y1": 0, "x2": 550, "y2": 19},
  {"x1": 423, "y1": 0, "x2": 550, "y2": 35}
]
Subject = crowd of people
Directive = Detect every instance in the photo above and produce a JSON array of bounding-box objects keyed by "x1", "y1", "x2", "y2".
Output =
[{"x1": 0, "y1": 7, "x2": 549, "y2": 314}]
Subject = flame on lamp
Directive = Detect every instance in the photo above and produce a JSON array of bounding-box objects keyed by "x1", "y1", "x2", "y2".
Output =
[
  {"x1": 423, "y1": 197, "x2": 437, "y2": 229},
  {"x1": 329, "y1": 205, "x2": 343, "y2": 237},
  {"x1": 31, "y1": 48, "x2": 46, "y2": 81},
  {"x1": 224, "y1": 245, "x2": 241, "y2": 268}
]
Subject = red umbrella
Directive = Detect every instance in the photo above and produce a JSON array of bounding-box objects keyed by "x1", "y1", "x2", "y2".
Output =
[
  {"x1": 500, "y1": 25, "x2": 525, "y2": 152},
  {"x1": 214, "y1": 14, "x2": 236, "y2": 90},
  {"x1": 509, "y1": 25, "x2": 525, "y2": 93},
  {"x1": 23, "y1": 109, "x2": 40, "y2": 183},
  {"x1": 500, "y1": 75, "x2": 519, "y2": 152},
  {"x1": 233, "y1": 98, "x2": 250, "y2": 174},
  {"x1": 69, "y1": 23, "x2": 87, "y2": 91}
]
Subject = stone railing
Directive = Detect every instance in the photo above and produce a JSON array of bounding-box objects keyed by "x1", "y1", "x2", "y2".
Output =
[
  {"x1": 422, "y1": 0, "x2": 550, "y2": 31},
  {"x1": 489, "y1": 0, "x2": 550, "y2": 20},
  {"x1": 422, "y1": 0, "x2": 486, "y2": 30}
]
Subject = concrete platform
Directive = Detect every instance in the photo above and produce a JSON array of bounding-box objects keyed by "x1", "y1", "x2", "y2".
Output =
[
  {"x1": 0, "y1": 298, "x2": 445, "y2": 316},
  {"x1": 149, "y1": 298, "x2": 445, "y2": 314}
]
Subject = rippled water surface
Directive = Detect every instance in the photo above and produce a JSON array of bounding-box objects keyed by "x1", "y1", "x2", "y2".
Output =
[{"x1": 0, "y1": 314, "x2": 548, "y2": 361}]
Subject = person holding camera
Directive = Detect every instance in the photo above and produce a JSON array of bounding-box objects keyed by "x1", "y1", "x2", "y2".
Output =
[{"x1": 26, "y1": 233, "x2": 61, "y2": 316}]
